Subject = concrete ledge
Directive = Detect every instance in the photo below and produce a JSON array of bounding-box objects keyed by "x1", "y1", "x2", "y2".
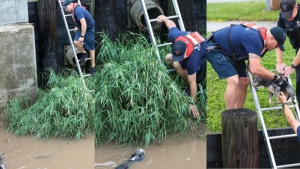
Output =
[
  {"x1": 0, "y1": 0, "x2": 28, "y2": 26},
  {"x1": 0, "y1": 23, "x2": 37, "y2": 112}
]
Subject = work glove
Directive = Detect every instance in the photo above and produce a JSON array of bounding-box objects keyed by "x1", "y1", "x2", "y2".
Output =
[{"x1": 274, "y1": 75, "x2": 288, "y2": 91}]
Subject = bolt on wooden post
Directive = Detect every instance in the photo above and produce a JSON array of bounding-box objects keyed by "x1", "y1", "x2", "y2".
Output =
[{"x1": 221, "y1": 108, "x2": 258, "y2": 168}]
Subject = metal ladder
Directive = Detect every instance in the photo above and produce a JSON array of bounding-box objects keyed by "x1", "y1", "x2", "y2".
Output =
[
  {"x1": 139, "y1": 0, "x2": 185, "y2": 63},
  {"x1": 248, "y1": 72, "x2": 300, "y2": 168},
  {"x1": 57, "y1": 0, "x2": 93, "y2": 91}
]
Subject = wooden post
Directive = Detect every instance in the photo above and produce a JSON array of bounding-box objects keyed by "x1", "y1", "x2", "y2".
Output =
[
  {"x1": 270, "y1": 0, "x2": 281, "y2": 10},
  {"x1": 37, "y1": 0, "x2": 58, "y2": 86},
  {"x1": 222, "y1": 108, "x2": 258, "y2": 168}
]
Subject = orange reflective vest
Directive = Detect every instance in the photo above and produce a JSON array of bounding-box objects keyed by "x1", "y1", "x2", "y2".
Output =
[
  {"x1": 241, "y1": 22, "x2": 267, "y2": 55},
  {"x1": 174, "y1": 32, "x2": 205, "y2": 59}
]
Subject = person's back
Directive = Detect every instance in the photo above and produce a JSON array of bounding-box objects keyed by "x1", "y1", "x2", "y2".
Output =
[
  {"x1": 213, "y1": 24, "x2": 264, "y2": 58},
  {"x1": 74, "y1": 6, "x2": 95, "y2": 28}
]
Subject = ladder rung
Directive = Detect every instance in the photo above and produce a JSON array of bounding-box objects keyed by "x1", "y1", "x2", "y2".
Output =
[
  {"x1": 168, "y1": 69, "x2": 175, "y2": 72},
  {"x1": 89, "y1": 90, "x2": 95, "y2": 93},
  {"x1": 85, "y1": 58, "x2": 91, "y2": 61},
  {"x1": 269, "y1": 134, "x2": 297, "y2": 140},
  {"x1": 149, "y1": 15, "x2": 179, "y2": 22},
  {"x1": 261, "y1": 105, "x2": 296, "y2": 111},
  {"x1": 83, "y1": 74, "x2": 91, "y2": 77},
  {"x1": 65, "y1": 14, "x2": 72, "y2": 17},
  {"x1": 277, "y1": 163, "x2": 300, "y2": 168},
  {"x1": 157, "y1": 43, "x2": 172, "y2": 47},
  {"x1": 69, "y1": 29, "x2": 75, "y2": 32}
]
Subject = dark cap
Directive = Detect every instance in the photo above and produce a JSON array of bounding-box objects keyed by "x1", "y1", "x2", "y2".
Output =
[
  {"x1": 62, "y1": 0, "x2": 72, "y2": 9},
  {"x1": 171, "y1": 41, "x2": 187, "y2": 62},
  {"x1": 270, "y1": 27, "x2": 286, "y2": 51},
  {"x1": 280, "y1": 0, "x2": 296, "y2": 18}
]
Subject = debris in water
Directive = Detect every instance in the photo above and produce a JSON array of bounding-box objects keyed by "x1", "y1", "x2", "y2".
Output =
[{"x1": 115, "y1": 148, "x2": 145, "y2": 169}]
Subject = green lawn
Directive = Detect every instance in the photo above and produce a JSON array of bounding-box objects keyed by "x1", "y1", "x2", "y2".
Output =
[
  {"x1": 206, "y1": 40, "x2": 297, "y2": 133},
  {"x1": 207, "y1": 0, "x2": 300, "y2": 21}
]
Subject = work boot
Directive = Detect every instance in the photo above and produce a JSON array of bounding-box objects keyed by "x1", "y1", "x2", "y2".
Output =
[
  {"x1": 90, "y1": 67, "x2": 95, "y2": 75},
  {"x1": 78, "y1": 53, "x2": 88, "y2": 64}
]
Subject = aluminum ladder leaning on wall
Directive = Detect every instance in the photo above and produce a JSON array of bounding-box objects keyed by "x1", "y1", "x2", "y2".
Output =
[
  {"x1": 57, "y1": 0, "x2": 94, "y2": 92},
  {"x1": 248, "y1": 72, "x2": 300, "y2": 169},
  {"x1": 139, "y1": 0, "x2": 185, "y2": 72}
]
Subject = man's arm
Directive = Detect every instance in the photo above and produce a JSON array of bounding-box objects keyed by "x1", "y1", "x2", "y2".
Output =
[
  {"x1": 275, "y1": 48, "x2": 286, "y2": 73},
  {"x1": 282, "y1": 49, "x2": 300, "y2": 77},
  {"x1": 188, "y1": 73, "x2": 197, "y2": 101},
  {"x1": 188, "y1": 73, "x2": 199, "y2": 118},
  {"x1": 79, "y1": 18, "x2": 87, "y2": 37},
  {"x1": 278, "y1": 92, "x2": 300, "y2": 133},
  {"x1": 283, "y1": 104, "x2": 300, "y2": 133},
  {"x1": 157, "y1": 15, "x2": 176, "y2": 30},
  {"x1": 276, "y1": 13, "x2": 288, "y2": 73},
  {"x1": 247, "y1": 53, "x2": 276, "y2": 80}
]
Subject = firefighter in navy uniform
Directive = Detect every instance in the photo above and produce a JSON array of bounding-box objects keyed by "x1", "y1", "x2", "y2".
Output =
[
  {"x1": 206, "y1": 23, "x2": 287, "y2": 110},
  {"x1": 276, "y1": 0, "x2": 300, "y2": 109},
  {"x1": 157, "y1": 15, "x2": 207, "y2": 119}
]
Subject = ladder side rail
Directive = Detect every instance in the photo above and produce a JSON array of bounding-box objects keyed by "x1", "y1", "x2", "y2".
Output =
[
  {"x1": 58, "y1": 0, "x2": 87, "y2": 88},
  {"x1": 248, "y1": 72, "x2": 277, "y2": 169},
  {"x1": 139, "y1": 0, "x2": 161, "y2": 61},
  {"x1": 172, "y1": 0, "x2": 185, "y2": 31},
  {"x1": 287, "y1": 76, "x2": 300, "y2": 121}
]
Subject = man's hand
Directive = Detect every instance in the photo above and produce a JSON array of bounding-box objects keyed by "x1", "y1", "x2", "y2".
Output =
[
  {"x1": 276, "y1": 63, "x2": 287, "y2": 74},
  {"x1": 278, "y1": 91, "x2": 287, "y2": 103},
  {"x1": 189, "y1": 104, "x2": 199, "y2": 119},
  {"x1": 274, "y1": 75, "x2": 288, "y2": 90},
  {"x1": 157, "y1": 15, "x2": 166, "y2": 23},
  {"x1": 79, "y1": 37, "x2": 84, "y2": 43},
  {"x1": 282, "y1": 66, "x2": 295, "y2": 77},
  {"x1": 74, "y1": 26, "x2": 79, "y2": 33}
]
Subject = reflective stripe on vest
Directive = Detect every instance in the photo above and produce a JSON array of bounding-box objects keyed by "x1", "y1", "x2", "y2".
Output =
[
  {"x1": 174, "y1": 32, "x2": 205, "y2": 59},
  {"x1": 185, "y1": 32, "x2": 205, "y2": 46},
  {"x1": 242, "y1": 22, "x2": 267, "y2": 55}
]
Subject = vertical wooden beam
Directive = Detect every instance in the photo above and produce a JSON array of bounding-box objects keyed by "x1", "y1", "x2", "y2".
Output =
[
  {"x1": 37, "y1": 0, "x2": 58, "y2": 85},
  {"x1": 95, "y1": 0, "x2": 116, "y2": 40},
  {"x1": 222, "y1": 108, "x2": 258, "y2": 168},
  {"x1": 193, "y1": 0, "x2": 206, "y2": 34},
  {"x1": 177, "y1": 0, "x2": 193, "y2": 31}
]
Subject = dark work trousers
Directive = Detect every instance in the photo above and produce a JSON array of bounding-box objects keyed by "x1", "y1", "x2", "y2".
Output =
[{"x1": 295, "y1": 48, "x2": 300, "y2": 110}]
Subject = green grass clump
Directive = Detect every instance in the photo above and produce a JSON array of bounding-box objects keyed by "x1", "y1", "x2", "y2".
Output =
[
  {"x1": 207, "y1": 1, "x2": 300, "y2": 21},
  {"x1": 94, "y1": 33, "x2": 205, "y2": 145},
  {"x1": 3, "y1": 70, "x2": 94, "y2": 139},
  {"x1": 207, "y1": 38, "x2": 297, "y2": 133}
]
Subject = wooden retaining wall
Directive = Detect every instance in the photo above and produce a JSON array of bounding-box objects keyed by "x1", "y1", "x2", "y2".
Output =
[
  {"x1": 207, "y1": 128, "x2": 300, "y2": 168},
  {"x1": 28, "y1": 0, "x2": 206, "y2": 87}
]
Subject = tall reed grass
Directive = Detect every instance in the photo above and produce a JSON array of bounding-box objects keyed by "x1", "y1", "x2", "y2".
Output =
[
  {"x1": 3, "y1": 70, "x2": 94, "y2": 139},
  {"x1": 95, "y1": 33, "x2": 206, "y2": 145}
]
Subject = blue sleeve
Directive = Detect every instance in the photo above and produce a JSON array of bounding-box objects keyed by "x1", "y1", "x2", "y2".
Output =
[
  {"x1": 168, "y1": 27, "x2": 183, "y2": 42},
  {"x1": 75, "y1": 8, "x2": 84, "y2": 21}
]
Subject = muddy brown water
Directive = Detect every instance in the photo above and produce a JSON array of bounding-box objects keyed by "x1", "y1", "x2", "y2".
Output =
[
  {"x1": 95, "y1": 125, "x2": 206, "y2": 169},
  {"x1": 1, "y1": 119, "x2": 206, "y2": 169},
  {"x1": 0, "y1": 119, "x2": 94, "y2": 169}
]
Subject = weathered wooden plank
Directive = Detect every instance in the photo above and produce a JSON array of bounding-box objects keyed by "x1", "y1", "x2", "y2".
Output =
[
  {"x1": 95, "y1": 0, "x2": 117, "y2": 40},
  {"x1": 37, "y1": 0, "x2": 58, "y2": 86},
  {"x1": 222, "y1": 109, "x2": 258, "y2": 168}
]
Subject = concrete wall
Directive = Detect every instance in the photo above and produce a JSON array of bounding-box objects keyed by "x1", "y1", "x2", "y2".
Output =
[
  {"x1": 0, "y1": 24, "x2": 37, "y2": 112},
  {"x1": 0, "y1": 0, "x2": 29, "y2": 26}
]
